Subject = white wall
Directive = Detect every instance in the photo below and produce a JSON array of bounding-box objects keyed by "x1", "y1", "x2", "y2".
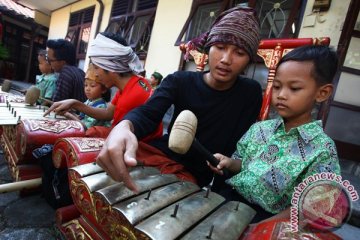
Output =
[
  {"x1": 144, "y1": 0, "x2": 193, "y2": 79},
  {"x1": 98, "y1": 0, "x2": 113, "y2": 32},
  {"x1": 48, "y1": 0, "x2": 100, "y2": 40},
  {"x1": 299, "y1": 0, "x2": 351, "y2": 48},
  {"x1": 335, "y1": 72, "x2": 360, "y2": 106},
  {"x1": 47, "y1": 0, "x2": 353, "y2": 76},
  {"x1": 48, "y1": 7, "x2": 69, "y2": 39},
  {"x1": 34, "y1": 10, "x2": 50, "y2": 27},
  {"x1": 47, "y1": 0, "x2": 106, "y2": 70}
]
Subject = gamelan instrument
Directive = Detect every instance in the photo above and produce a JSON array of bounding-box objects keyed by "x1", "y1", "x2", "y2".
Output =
[
  {"x1": 1, "y1": 79, "x2": 12, "y2": 93},
  {"x1": 0, "y1": 83, "x2": 26, "y2": 104},
  {"x1": 0, "y1": 101, "x2": 60, "y2": 125},
  {"x1": 0, "y1": 102, "x2": 86, "y2": 192},
  {"x1": 51, "y1": 138, "x2": 256, "y2": 239},
  {"x1": 56, "y1": 160, "x2": 256, "y2": 240}
]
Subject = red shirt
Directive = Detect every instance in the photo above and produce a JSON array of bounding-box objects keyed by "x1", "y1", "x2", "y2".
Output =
[{"x1": 111, "y1": 75, "x2": 162, "y2": 140}]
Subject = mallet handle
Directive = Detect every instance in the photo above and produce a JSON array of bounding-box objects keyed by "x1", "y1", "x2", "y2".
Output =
[
  {"x1": 38, "y1": 97, "x2": 54, "y2": 105},
  {"x1": 193, "y1": 138, "x2": 229, "y2": 177},
  {"x1": 0, "y1": 178, "x2": 42, "y2": 193}
]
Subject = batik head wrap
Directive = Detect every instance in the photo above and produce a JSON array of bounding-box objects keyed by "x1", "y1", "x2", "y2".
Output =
[
  {"x1": 85, "y1": 63, "x2": 102, "y2": 83},
  {"x1": 87, "y1": 33, "x2": 144, "y2": 74},
  {"x1": 186, "y1": 6, "x2": 260, "y2": 61}
]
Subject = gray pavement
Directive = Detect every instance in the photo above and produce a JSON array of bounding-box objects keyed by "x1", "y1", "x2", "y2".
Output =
[
  {"x1": 0, "y1": 138, "x2": 360, "y2": 239},
  {"x1": 0, "y1": 152, "x2": 60, "y2": 240}
]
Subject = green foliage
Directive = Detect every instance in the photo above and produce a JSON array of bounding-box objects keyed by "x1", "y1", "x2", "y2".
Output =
[{"x1": 0, "y1": 44, "x2": 9, "y2": 60}]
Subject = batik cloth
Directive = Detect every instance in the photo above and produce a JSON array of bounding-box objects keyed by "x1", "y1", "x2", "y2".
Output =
[
  {"x1": 35, "y1": 73, "x2": 57, "y2": 104},
  {"x1": 205, "y1": 6, "x2": 260, "y2": 61}
]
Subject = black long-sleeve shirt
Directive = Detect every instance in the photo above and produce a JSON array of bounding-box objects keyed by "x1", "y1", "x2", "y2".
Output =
[
  {"x1": 124, "y1": 71, "x2": 262, "y2": 188},
  {"x1": 52, "y1": 65, "x2": 86, "y2": 102}
]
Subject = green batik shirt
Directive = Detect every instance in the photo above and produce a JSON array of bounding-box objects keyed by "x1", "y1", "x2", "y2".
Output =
[
  {"x1": 79, "y1": 98, "x2": 111, "y2": 129},
  {"x1": 227, "y1": 118, "x2": 340, "y2": 214},
  {"x1": 35, "y1": 73, "x2": 58, "y2": 104}
]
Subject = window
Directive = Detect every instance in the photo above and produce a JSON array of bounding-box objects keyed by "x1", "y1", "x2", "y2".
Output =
[
  {"x1": 254, "y1": 0, "x2": 302, "y2": 38},
  {"x1": 176, "y1": 0, "x2": 304, "y2": 45},
  {"x1": 1, "y1": 21, "x2": 47, "y2": 82},
  {"x1": 322, "y1": 0, "x2": 360, "y2": 161},
  {"x1": 176, "y1": 0, "x2": 232, "y2": 45},
  {"x1": 106, "y1": 0, "x2": 158, "y2": 59},
  {"x1": 65, "y1": 6, "x2": 95, "y2": 64}
]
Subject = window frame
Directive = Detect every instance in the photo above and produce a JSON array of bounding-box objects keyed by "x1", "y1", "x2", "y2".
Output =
[
  {"x1": 175, "y1": 0, "x2": 232, "y2": 46},
  {"x1": 76, "y1": 23, "x2": 92, "y2": 58},
  {"x1": 65, "y1": 6, "x2": 95, "y2": 64},
  {"x1": 255, "y1": 0, "x2": 302, "y2": 39},
  {"x1": 175, "y1": 0, "x2": 304, "y2": 46},
  {"x1": 106, "y1": 0, "x2": 158, "y2": 59}
]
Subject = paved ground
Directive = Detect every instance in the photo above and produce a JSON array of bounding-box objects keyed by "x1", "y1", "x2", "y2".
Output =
[{"x1": 0, "y1": 152, "x2": 61, "y2": 240}]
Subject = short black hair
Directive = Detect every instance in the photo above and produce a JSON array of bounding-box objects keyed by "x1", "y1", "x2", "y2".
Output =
[
  {"x1": 46, "y1": 39, "x2": 76, "y2": 66},
  {"x1": 277, "y1": 45, "x2": 338, "y2": 85},
  {"x1": 152, "y1": 71, "x2": 163, "y2": 85},
  {"x1": 100, "y1": 32, "x2": 128, "y2": 46}
]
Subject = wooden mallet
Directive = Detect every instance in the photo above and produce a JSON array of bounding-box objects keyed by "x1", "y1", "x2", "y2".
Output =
[
  {"x1": 168, "y1": 110, "x2": 223, "y2": 170},
  {"x1": 0, "y1": 178, "x2": 42, "y2": 193},
  {"x1": 1, "y1": 79, "x2": 12, "y2": 92},
  {"x1": 24, "y1": 86, "x2": 53, "y2": 105}
]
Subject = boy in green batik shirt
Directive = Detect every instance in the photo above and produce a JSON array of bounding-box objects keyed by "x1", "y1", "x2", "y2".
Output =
[
  {"x1": 35, "y1": 49, "x2": 58, "y2": 105},
  {"x1": 208, "y1": 45, "x2": 340, "y2": 223}
]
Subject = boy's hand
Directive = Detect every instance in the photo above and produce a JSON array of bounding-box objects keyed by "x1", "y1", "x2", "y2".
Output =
[
  {"x1": 43, "y1": 99, "x2": 78, "y2": 117},
  {"x1": 207, "y1": 153, "x2": 233, "y2": 175}
]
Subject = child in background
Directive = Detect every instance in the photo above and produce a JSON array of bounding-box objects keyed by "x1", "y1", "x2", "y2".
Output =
[
  {"x1": 149, "y1": 71, "x2": 163, "y2": 88},
  {"x1": 149, "y1": 71, "x2": 163, "y2": 95},
  {"x1": 35, "y1": 49, "x2": 57, "y2": 105},
  {"x1": 208, "y1": 45, "x2": 341, "y2": 223},
  {"x1": 65, "y1": 63, "x2": 111, "y2": 129}
]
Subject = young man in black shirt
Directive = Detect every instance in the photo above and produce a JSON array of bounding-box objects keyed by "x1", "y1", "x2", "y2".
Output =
[{"x1": 96, "y1": 6, "x2": 263, "y2": 194}]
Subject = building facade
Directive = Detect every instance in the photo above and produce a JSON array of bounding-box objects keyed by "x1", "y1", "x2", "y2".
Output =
[
  {"x1": 3, "y1": 0, "x2": 360, "y2": 162},
  {"x1": 0, "y1": 0, "x2": 50, "y2": 83}
]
